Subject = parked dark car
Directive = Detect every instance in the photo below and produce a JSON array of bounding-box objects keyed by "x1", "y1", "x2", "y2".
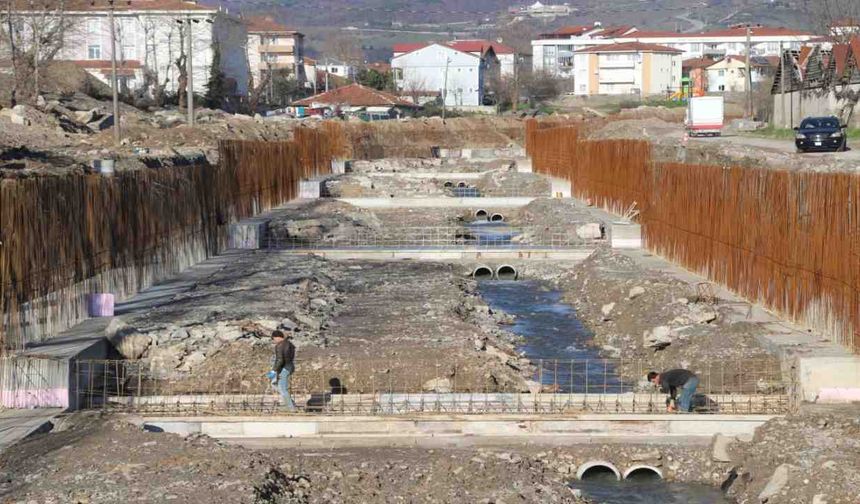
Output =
[{"x1": 794, "y1": 116, "x2": 848, "y2": 152}]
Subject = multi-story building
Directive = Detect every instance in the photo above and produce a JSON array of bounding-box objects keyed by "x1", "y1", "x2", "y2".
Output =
[
  {"x1": 393, "y1": 39, "x2": 517, "y2": 77},
  {"x1": 705, "y1": 55, "x2": 777, "y2": 93},
  {"x1": 244, "y1": 15, "x2": 304, "y2": 87},
  {"x1": 391, "y1": 43, "x2": 498, "y2": 107},
  {"x1": 8, "y1": 0, "x2": 249, "y2": 97},
  {"x1": 533, "y1": 23, "x2": 815, "y2": 80},
  {"x1": 571, "y1": 42, "x2": 682, "y2": 96}
]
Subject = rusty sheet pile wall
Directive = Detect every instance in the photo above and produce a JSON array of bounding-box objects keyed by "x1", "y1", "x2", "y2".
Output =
[
  {"x1": 0, "y1": 127, "x2": 341, "y2": 351},
  {"x1": 526, "y1": 119, "x2": 860, "y2": 352}
]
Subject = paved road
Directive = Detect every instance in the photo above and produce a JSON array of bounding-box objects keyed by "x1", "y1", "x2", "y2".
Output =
[{"x1": 693, "y1": 134, "x2": 860, "y2": 163}]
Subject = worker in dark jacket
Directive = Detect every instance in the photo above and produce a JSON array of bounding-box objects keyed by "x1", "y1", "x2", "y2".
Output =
[
  {"x1": 266, "y1": 330, "x2": 296, "y2": 411},
  {"x1": 647, "y1": 368, "x2": 699, "y2": 413}
]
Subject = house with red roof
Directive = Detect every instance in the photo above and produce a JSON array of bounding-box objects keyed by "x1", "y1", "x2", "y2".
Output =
[
  {"x1": 393, "y1": 39, "x2": 517, "y2": 76},
  {"x1": 244, "y1": 16, "x2": 305, "y2": 88},
  {"x1": 291, "y1": 83, "x2": 418, "y2": 119},
  {"x1": 572, "y1": 42, "x2": 683, "y2": 96},
  {"x1": 9, "y1": 0, "x2": 250, "y2": 97},
  {"x1": 391, "y1": 42, "x2": 499, "y2": 107},
  {"x1": 532, "y1": 20, "x2": 819, "y2": 81}
]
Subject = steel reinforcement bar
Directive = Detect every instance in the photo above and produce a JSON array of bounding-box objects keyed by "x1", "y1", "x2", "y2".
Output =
[
  {"x1": 69, "y1": 358, "x2": 792, "y2": 416},
  {"x1": 525, "y1": 119, "x2": 860, "y2": 352}
]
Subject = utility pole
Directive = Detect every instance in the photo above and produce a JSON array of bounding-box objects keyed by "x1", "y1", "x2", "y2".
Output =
[
  {"x1": 325, "y1": 57, "x2": 329, "y2": 92},
  {"x1": 779, "y1": 41, "x2": 786, "y2": 128},
  {"x1": 108, "y1": 0, "x2": 122, "y2": 146},
  {"x1": 185, "y1": 14, "x2": 194, "y2": 126},
  {"x1": 442, "y1": 56, "x2": 449, "y2": 122},
  {"x1": 745, "y1": 24, "x2": 752, "y2": 120}
]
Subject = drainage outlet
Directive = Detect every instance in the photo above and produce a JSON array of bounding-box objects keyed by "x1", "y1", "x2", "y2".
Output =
[
  {"x1": 472, "y1": 266, "x2": 494, "y2": 280},
  {"x1": 474, "y1": 209, "x2": 489, "y2": 219},
  {"x1": 577, "y1": 461, "x2": 621, "y2": 481},
  {"x1": 495, "y1": 265, "x2": 518, "y2": 280},
  {"x1": 490, "y1": 213, "x2": 505, "y2": 222}
]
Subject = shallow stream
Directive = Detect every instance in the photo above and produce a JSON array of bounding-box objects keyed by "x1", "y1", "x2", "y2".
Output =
[{"x1": 478, "y1": 280, "x2": 732, "y2": 504}]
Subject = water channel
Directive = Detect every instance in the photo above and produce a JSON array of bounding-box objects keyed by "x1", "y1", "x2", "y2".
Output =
[{"x1": 477, "y1": 279, "x2": 732, "y2": 504}]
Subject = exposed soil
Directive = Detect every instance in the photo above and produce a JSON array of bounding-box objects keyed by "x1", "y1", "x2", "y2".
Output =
[{"x1": 0, "y1": 413, "x2": 730, "y2": 504}]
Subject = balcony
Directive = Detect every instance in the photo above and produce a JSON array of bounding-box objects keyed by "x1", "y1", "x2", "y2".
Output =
[{"x1": 259, "y1": 44, "x2": 295, "y2": 54}]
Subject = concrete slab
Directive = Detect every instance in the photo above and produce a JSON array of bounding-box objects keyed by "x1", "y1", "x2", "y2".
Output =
[
  {"x1": 797, "y1": 356, "x2": 860, "y2": 402},
  {"x1": 337, "y1": 197, "x2": 537, "y2": 209},
  {"x1": 274, "y1": 248, "x2": 596, "y2": 262},
  {"x1": 133, "y1": 413, "x2": 778, "y2": 449},
  {"x1": 0, "y1": 408, "x2": 63, "y2": 452}
]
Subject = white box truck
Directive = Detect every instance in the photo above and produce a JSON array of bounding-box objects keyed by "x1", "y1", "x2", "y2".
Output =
[{"x1": 685, "y1": 96, "x2": 724, "y2": 137}]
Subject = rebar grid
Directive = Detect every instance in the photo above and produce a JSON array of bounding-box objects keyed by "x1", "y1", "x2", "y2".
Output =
[
  {"x1": 264, "y1": 225, "x2": 598, "y2": 250},
  {"x1": 71, "y1": 358, "x2": 793, "y2": 416}
]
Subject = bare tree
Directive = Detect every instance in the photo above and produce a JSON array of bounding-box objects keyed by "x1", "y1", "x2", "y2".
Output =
[
  {"x1": 400, "y1": 75, "x2": 429, "y2": 105},
  {"x1": 806, "y1": 0, "x2": 860, "y2": 124},
  {"x1": 323, "y1": 32, "x2": 363, "y2": 72},
  {"x1": 0, "y1": 0, "x2": 74, "y2": 104}
]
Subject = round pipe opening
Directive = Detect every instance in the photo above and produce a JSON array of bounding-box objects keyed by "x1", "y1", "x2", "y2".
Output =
[
  {"x1": 490, "y1": 213, "x2": 505, "y2": 222},
  {"x1": 577, "y1": 461, "x2": 621, "y2": 481},
  {"x1": 457, "y1": 181, "x2": 467, "y2": 188},
  {"x1": 472, "y1": 266, "x2": 494, "y2": 280},
  {"x1": 474, "y1": 209, "x2": 489, "y2": 219},
  {"x1": 495, "y1": 265, "x2": 518, "y2": 281},
  {"x1": 443, "y1": 181, "x2": 454, "y2": 188},
  {"x1": 623, "y1": 466, "x2": 664, "y2": 481}
]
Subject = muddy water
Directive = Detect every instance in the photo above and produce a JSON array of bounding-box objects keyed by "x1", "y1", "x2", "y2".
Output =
[{"x1": 478, "y1": 280, "x2": 733, "y2": 504}]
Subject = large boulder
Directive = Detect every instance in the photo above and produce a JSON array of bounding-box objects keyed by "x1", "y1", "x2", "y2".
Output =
[
  {"x1": 643, "y1": 326, "x2": 673, "y2": 349},
  {"x1": 105, "y1": 319, "x2": 151, "y2": 359},
  {"x1": 422, "y1": 377, "x2": 452, "y2": 393}
]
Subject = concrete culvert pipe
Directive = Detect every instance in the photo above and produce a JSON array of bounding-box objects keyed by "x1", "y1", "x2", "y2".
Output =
[
  {"x1": 443, "y1": 181, "x2": 454, "y2": 188},
  {"x1": 457, "y1": 181, "x2": 468, "y2": 188},
  {"x1": 623, "y1": 465, "x2": 664, "y2": 481},
  {"x1": 472, "y1": 266, "x2": 494, "y2": 280},
  {"x1": 490, "y1": 213, "x2": 505, "y2": 222},
  {"x1": 576, "y1": 461, "x2": 621, "y2": 481},
  {"x1": 495, "y1": 265, "x2": 518, "y2": 281},
  {"x1": 474, "y1": 209, "x2": 489, "y2": 219}
]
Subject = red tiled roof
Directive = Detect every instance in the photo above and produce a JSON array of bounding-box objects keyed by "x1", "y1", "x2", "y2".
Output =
[
  {"x1": 448, "y1": 39, "x2": 514, "y2": 55},
  {"x1": 292, "y1": 83, "x2": 418, "y2": 107},
  {"x1": 682, "y1": 57, "x2": 715, "y2": 70},
  {"x1": 543, "y1": 25, "x2": 593, "y2": 37},
  {"x1": 244, "y1": 15, "x2": 300, "y2": 34},
  {"x1": 593, "y1": 25, "x2": 637, "y2": 38},
  {"x1": 574, "y1": 42, "x2": 682, "y2": 54},
  {"x1": 392, "y1": 42, "x2": 429, "y2": 54}
]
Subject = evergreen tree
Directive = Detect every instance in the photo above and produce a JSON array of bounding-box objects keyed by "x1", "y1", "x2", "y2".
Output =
[{"x1": 204, "y1": 43, "x2": 227, "y2": 109}]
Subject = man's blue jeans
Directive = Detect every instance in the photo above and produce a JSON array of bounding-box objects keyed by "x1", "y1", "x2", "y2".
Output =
[
  {"x1": 277, "y1": 366, "x2": 296, "y2": 411},
  {"x1": 677, "y1": 377, "x2": 699, "y2": 412}
]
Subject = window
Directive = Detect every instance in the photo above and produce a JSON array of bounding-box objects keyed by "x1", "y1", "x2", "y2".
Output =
[
  {"x1": 88, "y1": 44, "x2": 101, "y2": 59},
  {"x1": 331, "y1": 67, "x2": 339, "y2": 74},
  {"x1": 393, "y1": 68, "x2": 403, "y2": 79},
  {"x1": 718, "y1": 69, "x2": 725, "y2": 76},
  {"x1": 122, "y1": 45, "x2": 136, "y2": 59},
  {"x1": 87, "y1": 19, "x2": 100, "y2": 34}
]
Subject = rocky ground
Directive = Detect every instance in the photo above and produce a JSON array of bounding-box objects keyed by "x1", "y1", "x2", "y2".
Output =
[
  {"x1": 726, "y1": 404, "x2": 860, "y2": 504},
  {"x1": 550, "y1": 248, "x2": 780, "y2": 388},
  {"x1": 0, "y1": 412, "x2": 734, "y2": 504}
]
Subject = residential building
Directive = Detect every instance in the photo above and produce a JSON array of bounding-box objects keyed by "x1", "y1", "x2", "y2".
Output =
[
  {"x1": 571, "y1": 42, "x2": 682, "y2": 96},
  {"x1": 391, "y1": 42, "x2": 499, "y2": 107},
  {"x1": 393, "y1": 39, "x2": 516, "y2": 77},
  {"x1": 682, "y1": 57, "x2": 715, "y2": 96},
  {"x1": 705, "y1": 55, "x2": 776, "y2": 93},
  {"x1": 510, "y1": 1, "x2": 574, "y2": 19},
  {"x1": 291, "y1": 82, "x2": 418, "y2": 118},
  {"x1": 244, "y1": 15, "x2": 304, "y2": 87},
  {"x1": 8, "y1": 0, "x2": 249, "y2": 97},
  {"x1": 533, "y1": 23, "x2": 816, "y2": 78},
  {"x1": 318, "y1": 59, "x2": 357, "y2": 81}
]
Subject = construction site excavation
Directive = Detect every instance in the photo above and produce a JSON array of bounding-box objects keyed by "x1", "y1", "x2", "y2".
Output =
[{"x1": 2, "y1": 115, "x2": 859, "y2": 504}]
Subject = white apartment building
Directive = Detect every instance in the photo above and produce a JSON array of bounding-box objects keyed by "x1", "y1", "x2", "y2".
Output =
[
  {"x1": 245, "y1": 16, "x2": 304, "y2": 86},
  {"x1": 394, "y1": 40, "x2": 516, "y2": 77},
  {"x1": 7, "y1": 0, "x2": 249, "y2": 97},
  {"x1": 391, "y1": 43, "x2": 498, "y2": 107},
  {"x1": 572, "y1": 42, "x2": 682, "y2": 96},
  {"x1": 533, "y1": 24, "x2": 815, "y2": 78}
]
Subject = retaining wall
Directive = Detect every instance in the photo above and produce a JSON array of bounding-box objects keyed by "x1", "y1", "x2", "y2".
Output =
[
  {"x1": 526, "y1": 120, "x2": 860, "y2": 353},
  {"x1": 0, "y1": 128, "x2": 342, "y2": 351}
]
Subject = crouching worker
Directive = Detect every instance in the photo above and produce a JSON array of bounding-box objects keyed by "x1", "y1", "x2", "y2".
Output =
[
  {"x1": 647, "y1": 368, "x2": 699, "y2": 413},
  {"x1": 266, "y1": 330, "x2": 297, "y2": 411}
]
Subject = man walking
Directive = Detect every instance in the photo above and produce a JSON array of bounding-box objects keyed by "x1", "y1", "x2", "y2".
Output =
[
  {"x1": 648, "y1": 368, "x2": 699, "y2": 413},
  {"x1": 267, "y1": 330, "x2": 297, "y2": 411}
]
